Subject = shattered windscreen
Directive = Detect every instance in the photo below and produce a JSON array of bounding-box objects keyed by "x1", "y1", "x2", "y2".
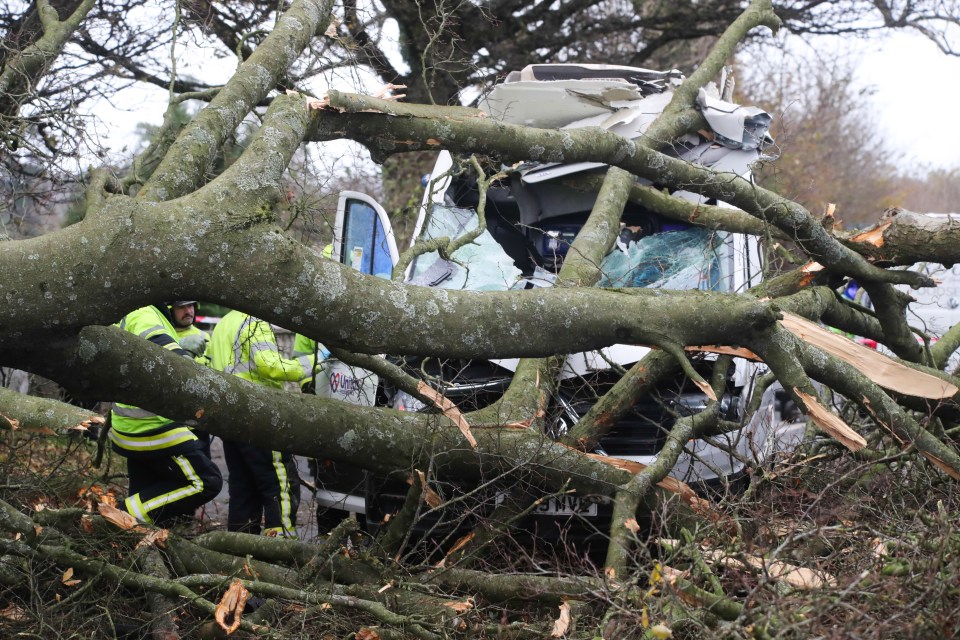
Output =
[
  {"x1": 409, "y1": 203, "x2": 729, "y2": 293},
  {"x1": 598, "y1": 227, "x2": 727, "y2": 291},
  {"x1": 408, "y1": 204, "x2": 524, "y2": 291}
]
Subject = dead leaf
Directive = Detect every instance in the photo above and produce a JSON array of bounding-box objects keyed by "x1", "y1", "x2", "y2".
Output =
[
  {"x1": 650, "y1": 623, "x2": 673, "y2": 639},
  {"x1": 98, "y1": 502, "x2": 138, "y2": 530},
  {"x1": 417, "y1": 381, "x2": 477, "y2": 447},
  {"x1": 355, "y1": 628, "x2": 381, "y2": 640},
  {"x1": 605, "y1": 566, "x2": 616, "y2": 581},
  {"x1": 550, "y1": 602, "x2": 571, "y2": 637},
  {"x1": 61, "y1": 567, "x2": 81, "y2": 586},
  {"x1": 80, "y1": 516, "x2": 95, "y2": 534},
  {"x1": 214, "y1": 578, "x2": 250, "y2": 635},
  {"x1": 194, "y1": 408, "x2": 205, "y2": 419},
  {"x1": 793, "y1": 388, "x2": 866, "y2": 451},
  {"x1": 32, "y1": 525, "x2": 42, "y2": 537},
  {"x1": 781, "y1": 312, "x2": 958, "y2": 399},
  {"x1": 870, "y1": 538, "x2": 889, "y2": 559}
]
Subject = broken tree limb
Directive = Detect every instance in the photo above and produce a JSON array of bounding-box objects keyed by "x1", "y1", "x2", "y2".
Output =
[{"x1": 0, "y1": 385, "x2": 103, "y2": 437}]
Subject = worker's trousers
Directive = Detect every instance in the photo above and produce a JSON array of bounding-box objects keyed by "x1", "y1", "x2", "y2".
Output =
[
  {"x1": 222, "y1": 440, "x2": 300, "y2": 537},
  {"x1": 124, "y1": 441, "x2": 223, "y2": 526}
]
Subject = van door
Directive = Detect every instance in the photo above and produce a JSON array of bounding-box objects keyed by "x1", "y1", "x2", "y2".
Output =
[
  {"x1": 312, "y1": 192, "x2": 399, "y2": 517},
  {"x1": 333, "y1": 191, "x2": 399, "y2": 278}
]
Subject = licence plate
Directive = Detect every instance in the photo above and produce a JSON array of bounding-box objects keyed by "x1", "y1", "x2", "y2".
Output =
[{"x1": 535, "y1": 495, "x2": 598, "y2": 516}]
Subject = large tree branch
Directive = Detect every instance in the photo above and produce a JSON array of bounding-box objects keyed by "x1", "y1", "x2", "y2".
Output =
[
  {"x1": 138, "y1": 0, "x2": 333, "y2": 202},
  {"x1": 308, "y1": 95, "x2": 936, "y2": 290}
]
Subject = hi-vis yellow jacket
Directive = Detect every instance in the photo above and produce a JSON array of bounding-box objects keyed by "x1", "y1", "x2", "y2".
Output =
[
  {"x1": 110, "y1": 306, "x2": 199, "y2": 456},
  {"x1": 209, "y1": 311, "x2": 315, "y2": 389}
]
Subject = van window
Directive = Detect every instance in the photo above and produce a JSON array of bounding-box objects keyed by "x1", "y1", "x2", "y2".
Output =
[
  {"x1": 598, "y1": 227, "x2": 728, "y2": 291},
  {"x1": 342, "y1": 199, "x2": 394, "y2": 278}
]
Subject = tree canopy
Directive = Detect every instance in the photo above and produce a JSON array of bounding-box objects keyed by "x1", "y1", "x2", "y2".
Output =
[{"x1": 1, "y1": 0, "x2": 960, "y2": 637}]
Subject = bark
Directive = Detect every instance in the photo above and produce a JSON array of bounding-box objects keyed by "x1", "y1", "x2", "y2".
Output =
[{"x1": 1, "y1": 0, "x2": 960, "y2": 635}]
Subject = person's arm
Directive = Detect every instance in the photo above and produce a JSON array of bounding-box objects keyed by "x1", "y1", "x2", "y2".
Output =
[{"x1": 249, "y1": 321, "x2": 315, "y2": 383}]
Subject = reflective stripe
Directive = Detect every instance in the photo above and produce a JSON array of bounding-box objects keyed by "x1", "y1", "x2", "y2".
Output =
[
  {"x1": 110, "y1": 426, "x2": 197, "y2": 451},
  {"x1": 249, "y1": 341, "x2": 278, "y2": 358},
  {"x1": 225, "y1": 361, "x2": 255, "y2": 375},
  {"x1": 273, "y1": 451, "x2": 296, "y2": 537},
  {"x1": 138, "y1": 324, "x2": 166, "y2": 340},
  {"x1": 112, "y1": 405, "x2": 158, "y2": 420},
  {"x1": 124, "y1": 494, "x2": 152, "y2": 524},
  {"x1": 232, "y1": 316, "x2": 256, "y2": 368},
  {"x1": 295, "y1": 355, "x2": 313, "y2": 371},
  {"x1": 141, "y1": 455, "x2": 203, "y2": 515}
]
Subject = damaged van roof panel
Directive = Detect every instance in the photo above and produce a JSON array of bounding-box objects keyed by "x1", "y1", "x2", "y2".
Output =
[{"x1": 477, "y1": 63, "x2": 772, "y2": 156}]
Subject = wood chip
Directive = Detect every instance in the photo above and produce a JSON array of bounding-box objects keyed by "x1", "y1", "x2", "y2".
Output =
[
  {"x1": 408, "y1": 470, "x2": 442, "y2": 508},
  {"x1": 793, "y1": 388, "x2": 866, "y2": 451},
  {"x1": 442, "y1": 598, "x2": 475, "y2": 614},
  {"x1": 214, "y1": 578, "x2": 250, "y2": 635},
  {"x1": 550, "y1": 601, "x2": 571, "y2": 637},
  {"x1": 702, "y1": 548, "x2": 836, "y2": 589},
  {"x1": 686, "y1": 345, "x2": 761, "y2": 360},
  {"x1": 135, "y1": 528, "x2": 169, "y2": 549},
  {"x1": 97, "y1": 502, "x2": 138, "y2": 530},
  {"x1": 416, "y1": 381, "x2": 477, "y2": 447},
  {"x1": 693, "y1": 378, "x2": 718, "y2": 401}
]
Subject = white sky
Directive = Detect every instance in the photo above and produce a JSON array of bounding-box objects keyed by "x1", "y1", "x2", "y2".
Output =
[
  {"x1": 91, "y1": 26, "x2": 960, "y2": 176},
  {"x1": 853, "y1": 31, "x2": 960, "y2": 171}
]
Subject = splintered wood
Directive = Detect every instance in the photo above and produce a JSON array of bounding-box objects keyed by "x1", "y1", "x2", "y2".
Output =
[{"x1": 780, "y1": 311, "x2": 957, "y2": 399}]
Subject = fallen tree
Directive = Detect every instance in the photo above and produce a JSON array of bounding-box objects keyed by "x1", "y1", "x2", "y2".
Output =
[{"x1": 1, "y1": 0, "x2": 959, "y2": 637}]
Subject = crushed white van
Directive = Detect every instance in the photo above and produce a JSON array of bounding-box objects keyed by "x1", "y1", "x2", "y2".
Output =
[{"x1": 316, "y1": 64, "x2": 806, "y2": 532}]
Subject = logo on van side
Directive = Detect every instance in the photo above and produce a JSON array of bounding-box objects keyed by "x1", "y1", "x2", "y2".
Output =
[{"x1": 330, "y1": 371, "x2": 362, "y2": 395}]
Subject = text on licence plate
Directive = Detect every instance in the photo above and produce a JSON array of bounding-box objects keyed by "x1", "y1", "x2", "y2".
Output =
[{"x1": 536, "y1": 495, "x2": 598, "y2": 516}]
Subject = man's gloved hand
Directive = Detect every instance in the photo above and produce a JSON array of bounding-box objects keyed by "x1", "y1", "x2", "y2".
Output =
[{"x1": 179, "y1": 333, "x2": 207, "y2": 357}]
